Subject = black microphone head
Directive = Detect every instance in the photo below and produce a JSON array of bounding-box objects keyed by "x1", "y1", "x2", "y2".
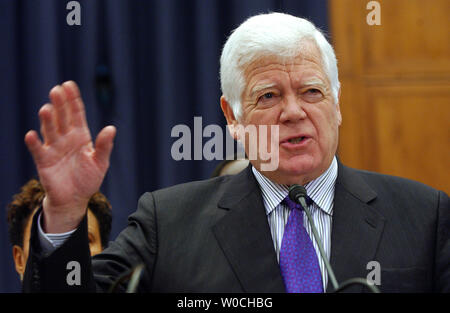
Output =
[{"x1": 289, "y1": 184, "x2": 307, "y2": 203}]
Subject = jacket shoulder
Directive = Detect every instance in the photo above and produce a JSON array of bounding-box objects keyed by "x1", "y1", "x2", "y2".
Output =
[
  {"x1": 341, "y1": 164, "x2": 446, "y2": 207},
  {"x1": 149, "y1": 175, "x2": 233, "y2": 205}
]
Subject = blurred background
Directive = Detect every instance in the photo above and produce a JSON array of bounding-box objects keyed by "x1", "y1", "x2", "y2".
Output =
[{"x1": 0, "y1": 0, "x2": 448, "y2": 292}]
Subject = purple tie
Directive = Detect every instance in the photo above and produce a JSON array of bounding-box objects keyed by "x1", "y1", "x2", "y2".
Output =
[{"x1": 279, "y1": 195, "x2": 323, "y2": 293}]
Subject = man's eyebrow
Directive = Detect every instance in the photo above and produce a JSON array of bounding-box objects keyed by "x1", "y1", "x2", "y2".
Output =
[
  {"x1": 250, "y1": 83, "x2": 277, "y2": 97},
  {"x1": 302, "y1": 79, "x2": 327, "y2": 88}
]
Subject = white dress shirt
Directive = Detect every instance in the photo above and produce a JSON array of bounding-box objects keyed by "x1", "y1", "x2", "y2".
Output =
[{"x1": 252, "y1": 156, "x2": 337, "y2": 290}]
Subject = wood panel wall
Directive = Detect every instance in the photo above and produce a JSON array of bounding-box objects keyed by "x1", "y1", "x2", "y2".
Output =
[{"x1": 329, "y1": 0, "x2": 450, "y2": 193}]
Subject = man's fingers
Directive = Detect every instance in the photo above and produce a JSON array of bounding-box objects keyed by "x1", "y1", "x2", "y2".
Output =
[
  {"x1": 49, "y1": 85, "x2": 70, "y2": 134},
  {"x1": 24, "y1": 130, "x2": 44, "y2": 163},
  {"x1": 61, "y1": 81, "x2": 88, "y2": 129},
  {"x1": 94, "y1": 126, "x2": 116, "y2": 168},
  {"x1": 39, "y1": 104, "x2": 58, "y2": 144}
]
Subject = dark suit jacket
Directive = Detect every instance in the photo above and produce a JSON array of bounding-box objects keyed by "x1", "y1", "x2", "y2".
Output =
[{"x1": 23, "y1": 162, "x2": 449, "y2": 293}]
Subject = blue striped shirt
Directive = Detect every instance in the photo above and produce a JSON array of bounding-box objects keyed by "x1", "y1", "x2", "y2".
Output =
[{"x1": 251, "y1": 156, "x2": 337, "y2": 290}]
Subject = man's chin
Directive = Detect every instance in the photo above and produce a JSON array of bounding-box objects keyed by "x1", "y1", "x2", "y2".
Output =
[
  {"x1": 275, "y1": 160, "x2": 320, "y2": 185},
  {"x1": 251, "y1": 156, "x2": 322, "y2": 184}
]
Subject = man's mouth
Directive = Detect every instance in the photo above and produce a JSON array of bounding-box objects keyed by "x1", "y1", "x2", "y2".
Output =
[{"x1": 287, "y1": 136, "x2": 306, "y2": 144}]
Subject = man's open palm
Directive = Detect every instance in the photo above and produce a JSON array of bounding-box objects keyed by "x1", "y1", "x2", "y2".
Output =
[{"x1": 24, "y1": 81, "x2": 116, "y2": 232}]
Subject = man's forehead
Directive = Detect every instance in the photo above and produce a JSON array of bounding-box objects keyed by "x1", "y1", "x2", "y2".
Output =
[
  {"x1": 243, "y1": 52, "x2": 325, "y2": 86},
  {"x1": 242, "y1": 40, "x2": 323, "y2": 72},
  {"x1": 244, "y1": 56, "x2": 328, "y2": 94},
  {"x1": 244, "y1": 54, "x2": 320, "y2": 74}
]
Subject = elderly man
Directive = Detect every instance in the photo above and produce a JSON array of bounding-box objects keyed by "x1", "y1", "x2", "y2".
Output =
[{"x1": 23, "y1": 13, "x2": 448, "y2": 293}]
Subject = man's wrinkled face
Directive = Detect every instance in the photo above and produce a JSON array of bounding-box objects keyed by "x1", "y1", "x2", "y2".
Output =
[{"x1": 222, "y1": 41, "x2": 341, "y2": 185}]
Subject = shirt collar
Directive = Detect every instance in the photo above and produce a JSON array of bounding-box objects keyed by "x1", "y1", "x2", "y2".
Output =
[{"x1": 252, "y1": 156, "x2": 338, "y2": 216}]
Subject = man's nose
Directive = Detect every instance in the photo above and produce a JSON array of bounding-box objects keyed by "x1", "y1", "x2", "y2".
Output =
[{"x1": 279, "y1": 94, "x2": 307, "y2": 123}]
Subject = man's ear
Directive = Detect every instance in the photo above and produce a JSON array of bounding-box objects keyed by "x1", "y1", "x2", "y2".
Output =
[
  {"x1": 220, "y1": 96, "x2": 239, "y2": 140},
  {"x1": 336, "y1": 88, "x2": 342, "y2": 126},
  {"x1": 12, "y1": 245, "x2": 25, "y2": 280}
]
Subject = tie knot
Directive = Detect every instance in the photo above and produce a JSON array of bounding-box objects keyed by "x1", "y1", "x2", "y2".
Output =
[{"x1": 283, "y1": 194, "x2": 312, "y2": 211}]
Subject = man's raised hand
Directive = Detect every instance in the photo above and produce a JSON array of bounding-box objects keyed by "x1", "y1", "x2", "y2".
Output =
[{"x1": 24, "y1": 81, "x2": 116, "y2": 233}]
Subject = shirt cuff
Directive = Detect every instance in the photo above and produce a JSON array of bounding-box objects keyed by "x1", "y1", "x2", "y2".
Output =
[{"x1": 37, "y1": 212, "x2": 77, "y2": 253}]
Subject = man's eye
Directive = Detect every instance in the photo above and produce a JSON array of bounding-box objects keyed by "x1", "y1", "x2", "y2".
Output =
[
  {"x1": 307, "y1": 89, "x2": 321, "y2": 94},
  {"x1": 303, "y1": 88, "x2": 323, "y2": 102},
  {"x1": 258, "y1": 92, "x2": 275, "y2": 102}
]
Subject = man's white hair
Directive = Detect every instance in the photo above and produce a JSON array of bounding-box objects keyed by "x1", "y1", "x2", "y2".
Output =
[{"x1": 220, "y1": 12, "x2": 340, "y2": 120}]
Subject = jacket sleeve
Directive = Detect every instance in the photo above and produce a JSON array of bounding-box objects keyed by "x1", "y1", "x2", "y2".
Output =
[
  {"x1": 23, "y1": 207, "x2": 96, "y2": 292},
  {"x1": 435, "y1": 190, "x2": 450, "y2": 292},
  {"x1": 90, "y1": 192, "x2": 158, "y2": 292},
  {"x1": 22, "y1": 192, "x2": 158, "y2": 293}
]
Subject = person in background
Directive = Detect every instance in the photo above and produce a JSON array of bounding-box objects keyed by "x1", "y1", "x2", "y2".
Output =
[{"x1": 6, "y1": 178, "x2": 112, "y2": 281}]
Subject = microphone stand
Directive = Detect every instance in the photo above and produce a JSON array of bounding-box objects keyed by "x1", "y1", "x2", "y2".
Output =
[
  {"x1": 291, "y1": 185, "x2": 380, "y2": 293},
  {"x1": 108, "y1": 263, "x2": 145, "y2": 293}
]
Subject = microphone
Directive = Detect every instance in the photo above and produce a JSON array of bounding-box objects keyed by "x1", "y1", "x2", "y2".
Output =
[
  {"x1": 108, "y1": 263, "x2": 145, "y2": 293},
  {"x1": 288, "y1": 184, "x2": 380, "y2": 293}
]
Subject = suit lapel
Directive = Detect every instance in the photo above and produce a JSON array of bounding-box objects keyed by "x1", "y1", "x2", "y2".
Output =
[
  {"x1": 212, "y1": 166, "x2": 286, "y2": 293},
  {"x1": 212, "y1": 162, "x2": 386, "y2": 293},
  {"x1": 326, "y1": 163, "x2": 386, "y2": 292}
]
